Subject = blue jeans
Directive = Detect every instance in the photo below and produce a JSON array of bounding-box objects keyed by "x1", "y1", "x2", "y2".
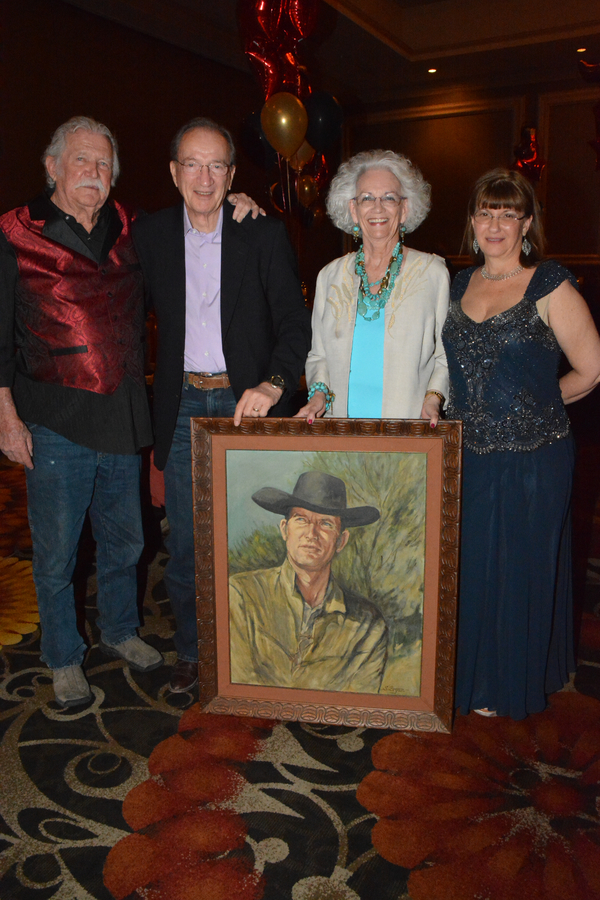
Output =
[
  {"x1": 163, "y1": 383, "x2": 237, "y2": 662},
  {"x1": 25, "y1": 424, "x2": 144, "y2": 670}
]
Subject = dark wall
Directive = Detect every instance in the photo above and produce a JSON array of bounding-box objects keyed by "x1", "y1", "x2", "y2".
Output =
[
  {"x1": 349, "y1": 89, "x2": 600, "y2": 275},
  {"x1": 1, "y1": 0, "x2": 263, "y2": 210},
  {"x1": 1, "y1": 0, "x2": 341, "y2": 293}
]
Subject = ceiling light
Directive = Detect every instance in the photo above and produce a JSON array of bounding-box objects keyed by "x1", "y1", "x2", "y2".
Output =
[
  {"x1": 577, "y1": 48, "x2": 586, "y2": 53},
  {"x1": 428, "y1": 68, "x2": 437, "y2": 73}
]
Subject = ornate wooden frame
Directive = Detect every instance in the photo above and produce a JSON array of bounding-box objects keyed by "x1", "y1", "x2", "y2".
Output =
[{"x1": 191, "y1": 418, "x2": 461, "y2": 733}]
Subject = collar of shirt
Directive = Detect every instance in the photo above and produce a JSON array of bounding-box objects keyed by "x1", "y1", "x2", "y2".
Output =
[
  {"x1": 47, "y1": 192, "x2": 110, "y2": 229},
  {"x1": 183, "y1": 205, "x2": 223, "y2": 244},
  {"x1": 280, "y1": 558, "x2": 347, "y2": 624},
  {"x1": 46, "y1": 193, "x2": 111, "y2": 262}
]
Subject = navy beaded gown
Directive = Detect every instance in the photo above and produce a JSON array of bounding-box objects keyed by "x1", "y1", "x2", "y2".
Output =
[{"x1": 442, "y1": 260, "x2": 577, "y2": 720}]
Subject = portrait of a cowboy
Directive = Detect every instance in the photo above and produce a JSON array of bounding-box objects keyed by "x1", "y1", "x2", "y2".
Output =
[{"x1": 228, "y1": 471, "x2": 387, "y2": 693}]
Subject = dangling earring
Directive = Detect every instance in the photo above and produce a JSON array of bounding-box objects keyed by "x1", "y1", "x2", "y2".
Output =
[
  {"x1": 352, "y1": 224, "x2": 361, "y2": 242},
  {"x1": 522, "y1": 234, "x2": 531, "y2": 256},
  {"x1": 399, "y1": 224, "x2": 406, "y2": 247},
  {"x1": 473, "y1": 237, "x2": 480, "y2": 253}
]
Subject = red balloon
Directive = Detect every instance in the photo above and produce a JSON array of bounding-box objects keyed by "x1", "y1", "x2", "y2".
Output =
[
  {"x1": 239, "y1": 0, "x2": 285, "y2": 42},
  {"x1": 311, "y1": 153, "x2": 330, "y2": 190},
  {"x1": 287, "y1": 0, "x2": 319, "y2": 40},
  {"x1": 579, "y1": 59, "x2": 600, "y2": 83},
  {"x1": 269, "y1": 181, "x2": 286, "y2": 213},
  {"x1": 281, "y1": 49, "x2": 309, "y2": 97},
  {"x1": 246, "y1": 38, "x2": 280, "y2": 99},
  {"x1": 513, "y1": 127, "x2": 546, "y2": 183}
]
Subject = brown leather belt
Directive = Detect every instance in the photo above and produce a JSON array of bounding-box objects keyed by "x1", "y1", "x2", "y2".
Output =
[{"x1": 184, "y1": 371, "x2": 230, "y2": 390}]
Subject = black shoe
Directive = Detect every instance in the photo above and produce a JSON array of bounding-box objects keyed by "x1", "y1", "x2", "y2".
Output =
[{"x1": 169, "y1": 659, "x2": 198, "y2": 693}]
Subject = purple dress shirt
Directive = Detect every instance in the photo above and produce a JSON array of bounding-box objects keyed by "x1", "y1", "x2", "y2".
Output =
[{"x1": 182, "y1": 206, "x2": 227, "y2": 374}]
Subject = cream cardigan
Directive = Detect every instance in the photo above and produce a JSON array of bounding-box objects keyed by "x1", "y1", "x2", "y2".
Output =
[{"x1": 305, "y1": 247, "x2": 450, "y2": 417}]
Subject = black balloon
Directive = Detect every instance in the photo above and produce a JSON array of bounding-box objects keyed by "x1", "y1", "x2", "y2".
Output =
[
  {"x1": 305, "y1": 91, "x2": 343, "y2": 151},
  {"x1": 241, "y1": 110, "x2": 279, "y2": 169}
]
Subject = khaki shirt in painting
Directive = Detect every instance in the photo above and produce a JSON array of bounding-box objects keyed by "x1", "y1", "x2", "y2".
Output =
[{"x1": 229, "y1": 559, "x2": 388, "y2": 694}]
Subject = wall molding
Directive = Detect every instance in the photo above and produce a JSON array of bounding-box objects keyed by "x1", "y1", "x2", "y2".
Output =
[{"x1": 351, "y1": 96, "x2": 527, "y2": 149}]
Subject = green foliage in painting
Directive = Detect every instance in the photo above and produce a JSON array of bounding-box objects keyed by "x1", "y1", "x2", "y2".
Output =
[{"x1": 228, "y1": 524, "x2": 285, "y2": 574}]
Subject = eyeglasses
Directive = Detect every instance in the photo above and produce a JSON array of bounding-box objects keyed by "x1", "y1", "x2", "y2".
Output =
[
  {"x1": 474, "y1": 210, "x2": 526, "y2": 225},
  {"x1": 175, "y1": 160, "x2": 231, "y2": 177},
  {"x1": 354, "y1": 193, "x2": 405, "y2": 209}
]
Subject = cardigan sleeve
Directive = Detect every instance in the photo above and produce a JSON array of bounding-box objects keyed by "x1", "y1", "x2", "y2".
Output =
[
  {"x1": 425, "y1": 257, "x2": 450, "y2": 401},
  {"x1": 305, "y1": 264, "x2": 334, "y2": 393}
]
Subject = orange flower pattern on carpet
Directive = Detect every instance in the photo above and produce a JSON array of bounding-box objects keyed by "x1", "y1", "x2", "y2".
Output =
[
  {"x1": 0, "y1": 463, "x2": 32, "y2": 557},
  {"x1": 0, "y1": 556, "x2": 39, "y2": 648},
  {"x1": 103, "y1": 710, "x2": 274, "y2": 900},
  {"x1": 357, "y1": 692, "x2": 600, "y2": 900}
]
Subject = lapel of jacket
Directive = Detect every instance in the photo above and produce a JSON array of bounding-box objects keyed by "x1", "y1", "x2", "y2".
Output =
[
  {"x1": 165, "y1": 203, "x2": 187, "y2": 323},
  {"x1": 220, "y1": 203, "x2": 249, "y2": 338}
]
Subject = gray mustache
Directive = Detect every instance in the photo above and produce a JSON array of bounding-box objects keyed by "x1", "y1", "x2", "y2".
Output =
[{"x1": 76, "y1": 179, "x2": 107, "y2": 193}]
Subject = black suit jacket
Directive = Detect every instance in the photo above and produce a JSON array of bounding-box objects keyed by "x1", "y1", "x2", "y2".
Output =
[{"x1": 133, "y1": 202, "x2": 311, "y2": 469}]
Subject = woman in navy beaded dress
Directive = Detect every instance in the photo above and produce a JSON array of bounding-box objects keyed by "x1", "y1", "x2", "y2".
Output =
[{"x1": 443, "y1": 169, "x2": 600, "y2": 719}]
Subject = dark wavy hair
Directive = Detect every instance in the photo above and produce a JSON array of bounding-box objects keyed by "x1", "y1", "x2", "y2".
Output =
[{"x1": 462, "y1": 168, "x2": 545, "y2": 266}]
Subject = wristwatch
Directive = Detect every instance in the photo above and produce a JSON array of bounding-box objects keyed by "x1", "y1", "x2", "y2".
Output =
[{"x1": 269, "y1": 374, "x2": 286, "y2": 391}]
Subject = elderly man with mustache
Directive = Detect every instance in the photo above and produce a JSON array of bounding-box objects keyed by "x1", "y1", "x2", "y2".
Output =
[{"x1": 0, "y1": 116, "x2": 163, "y2": 707}]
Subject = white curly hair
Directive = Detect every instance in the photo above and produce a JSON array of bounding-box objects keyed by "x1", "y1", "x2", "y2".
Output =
[{"x1": 326, "y1": 149, "x2": 431, "y2": 235}]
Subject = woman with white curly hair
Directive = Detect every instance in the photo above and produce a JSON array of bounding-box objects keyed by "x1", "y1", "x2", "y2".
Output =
[{"x1": 297, "y1": 150, "x2": 449, "y2": 424}]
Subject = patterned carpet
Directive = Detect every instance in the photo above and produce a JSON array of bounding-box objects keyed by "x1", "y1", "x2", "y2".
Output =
[{"x1": 1, "y1": 445, "x2": 600, "y2": 900}]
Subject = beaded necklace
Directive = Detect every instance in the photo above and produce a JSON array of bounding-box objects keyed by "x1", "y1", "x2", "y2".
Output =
[
  {"x1": 481, "y1": 264, "x2": 523, "y2": 281},
  {"x1": 355, "y1": 241, "x2": 403, "y2": 321}
]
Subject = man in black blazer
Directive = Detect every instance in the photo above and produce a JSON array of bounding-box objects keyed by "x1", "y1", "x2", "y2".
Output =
[{"x1": 133, "y1": 117, "x2": 311, "y2": 693}]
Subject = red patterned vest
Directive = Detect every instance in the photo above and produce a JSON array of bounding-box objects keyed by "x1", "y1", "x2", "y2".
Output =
[{"x1": 0, "y1": 200, "x2": 145, "y2": 394}]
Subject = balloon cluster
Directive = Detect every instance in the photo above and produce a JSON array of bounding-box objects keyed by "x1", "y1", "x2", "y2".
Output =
[{"x1": 239, "y1": 0, "x2": 343, "y2": 225}]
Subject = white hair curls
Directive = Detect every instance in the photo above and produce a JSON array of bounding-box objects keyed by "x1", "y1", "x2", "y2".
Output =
[{"x1": 326, "y1": 149, "x2": 431, "y2": 235}]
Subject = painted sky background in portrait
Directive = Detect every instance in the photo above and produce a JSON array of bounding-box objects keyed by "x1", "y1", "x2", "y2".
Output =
[{"x1": 226, "y1": 450, "x2": 324, "y2": 546}]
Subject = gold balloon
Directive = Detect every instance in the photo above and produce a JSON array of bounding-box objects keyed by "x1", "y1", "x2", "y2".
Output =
[
  {"x1": 298, "y1": 173, "x2": 318, "y2": 208},
  {"x1": 289, "y1": 140, "x2": 315, "y2": 171},
  {"x1": 261, "y1": 92, "x2": 308, "y2": 159}
]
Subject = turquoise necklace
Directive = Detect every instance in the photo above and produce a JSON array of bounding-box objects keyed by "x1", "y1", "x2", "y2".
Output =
[{"x1": 355, "y1": 241, "x2": 403, "y2": 321}]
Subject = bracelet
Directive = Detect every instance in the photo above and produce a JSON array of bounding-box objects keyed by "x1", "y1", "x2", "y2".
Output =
[
  {"x1": 308, "y1": 381, "x2": 336, "y2": 412},
  {"x1": 424, "y1": 390, "x2": 445, "y2": 404}
]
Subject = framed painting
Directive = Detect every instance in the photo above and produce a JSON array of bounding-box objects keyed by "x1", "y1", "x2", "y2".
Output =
[{"x1": 191, "y1": 418, "x2": 462, "y2": 733}]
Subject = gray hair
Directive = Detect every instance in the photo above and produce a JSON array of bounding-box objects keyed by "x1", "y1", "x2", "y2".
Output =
[
  {"x1": 43, "y1": 116, "x2": 120, "y2": 189},
  {"x1": 326, "y1": 149, "x2": 431, "y2": 235},
  {"x1": 170, "y1": 117, "x2": 236, "y2": 166}
]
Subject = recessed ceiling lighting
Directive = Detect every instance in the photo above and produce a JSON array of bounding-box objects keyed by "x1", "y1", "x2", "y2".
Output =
[
  {"x1": 428, "y1": 68, "x2": 437, "y2": 73},
  {"x1": 577, "y1": 48, "x2": 586, "y2": 53}
]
